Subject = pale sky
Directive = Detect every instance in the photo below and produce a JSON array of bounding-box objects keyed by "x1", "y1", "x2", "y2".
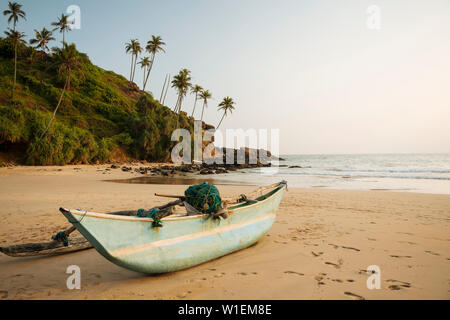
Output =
[{"x1": 3, "y1": 0, "x2": 450, "y2": 154}]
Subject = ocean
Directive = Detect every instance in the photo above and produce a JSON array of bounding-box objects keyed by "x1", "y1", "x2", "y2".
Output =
[{"x1": 217, "y1": 153, "x2": 450, "y2": 195}]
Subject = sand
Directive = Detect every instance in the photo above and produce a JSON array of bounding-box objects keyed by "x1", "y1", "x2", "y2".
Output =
[{"x1": 0, "y1": 165, "x2": 449, "y2": 300}]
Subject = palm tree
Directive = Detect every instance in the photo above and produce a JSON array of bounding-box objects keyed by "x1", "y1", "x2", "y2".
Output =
[
  {"x1": 51, "y1": 13, "x2": 71, "y2": 45},
  {"x1": 144, "y1": 35, "x2": 165, "y2": 89},
  {"x1": 4, "y1": 28, "x2": 25, "y2": 99},
  {"x1": 29, "y1": 27, "x2": 55, "y2": 56},
  {"x1": 3, "y1": 1, "x2": 26, "y2": 31},
  {"x1": 40, "y1": 43, "x2": 81, "y2": 138},
  {"x1": 138, "y1": 56, "x2": 151, "y2": 91},
  {"x1": 125, "y1": 39, "x2": 142, "y2": 83},
  {"x1": 216, "y1": 97, "x2": 236, "y2": 129},
  {"x1": 199, "y1": 89, "x2": 212, "y2": 121},
  {"x1": 171, "y1": 69, "x2": 192, "y2": 114},
  {"x1": 190, "y1": 84, "x2": 203, "y2": 117}
]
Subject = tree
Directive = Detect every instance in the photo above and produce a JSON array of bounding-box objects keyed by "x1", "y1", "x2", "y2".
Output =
[
  {"x1": 125, "y1": 39, "x2": 142, "y2": 83},
  {"x1": 51, "y1": 13, "x2": 71, "y2": 45},
  {"x1": 216, "y1": 97, "x2": 236, "y2": 129},
  {"x1": 138, "y1": 56, "x2": 151, "y2": 91},
  {"x1": 199, "y1": 89, "x2": 212, "y2": 121},
  {"x1": 29, "y1": 27, "x2": 55, "y2": 55},
  {"x1": 4, "y1": 28, "x2": 25, "y2": 99},
  {"x1": 190, "y1": 84, "x2": 203, "y2": 117},
  {"x1": 40, "y1": 43, "x2": 81, "y2": 138},
  {"x1": 171, "y1": 69, "x2": 192, "y2": 114},
  {"x1": 144, "y1": 35, "x2": 165, "y2": 89},
  {"x1": 3, "y1": 1, "x2": 26, "y2": 31}
]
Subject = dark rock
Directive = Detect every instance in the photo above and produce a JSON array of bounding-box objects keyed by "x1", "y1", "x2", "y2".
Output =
[{"x1": 215, "y1": 168, "x2": 228, "y2": 174}]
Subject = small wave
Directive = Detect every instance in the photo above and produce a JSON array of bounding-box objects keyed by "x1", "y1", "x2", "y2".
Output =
[
  {"x1": 325, "y1": 168, "x2": 450, "y2": 174},
  {"x1": 277, "y1": 171, "x2": 450, "y2": 180}
]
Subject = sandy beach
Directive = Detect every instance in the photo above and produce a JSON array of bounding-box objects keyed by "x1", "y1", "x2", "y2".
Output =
[{"x1": 0, "y1": 165, "x2": 449, "y2": 300}]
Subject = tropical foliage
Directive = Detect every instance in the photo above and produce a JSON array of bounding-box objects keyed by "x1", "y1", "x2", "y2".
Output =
[
  {"x1": 125, "y1": 39, "x2": 142, "y2": 84},
  {"x1": 199, "y1": 89, "x2": 212, "y2": 121},
  {"x1": 29, "y1": 27, "x2": 55, "y2": 54},
  {"x1": 144, "y1": 35, "x2": 165, "y2": 90},
  {"x1": 3, "y1": 1, "x2": 26, "y2": 31},
  {"x1": 216, "y1": 96, "x2": 235, "y2": 129},
  {"x1": 190, "y1": 84, "x2": 202, "y2": 117},
  {"x1": 0, "y1": 1, "x2": 236, "y2": 165},
  {"x1": 51, "y1": 13, "x2": 70, "y2": 45}
]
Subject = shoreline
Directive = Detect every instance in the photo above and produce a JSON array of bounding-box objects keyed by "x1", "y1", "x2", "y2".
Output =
[
  {"x1": 0, "y1": 165, "x2": 449, "y2": 299},
  {"x1": 1, "y1": 163, "x2": 449, "y2": 196}
]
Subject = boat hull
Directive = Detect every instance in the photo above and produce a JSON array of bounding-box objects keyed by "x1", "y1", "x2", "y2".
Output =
[{"x1": 60, "y1": 185, "x2": 285, "y2": 274}]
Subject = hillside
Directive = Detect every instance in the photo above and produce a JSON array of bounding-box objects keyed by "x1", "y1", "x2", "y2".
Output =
[{"x1": 0, "y1": 38, "x2": 198, "y2": 165}]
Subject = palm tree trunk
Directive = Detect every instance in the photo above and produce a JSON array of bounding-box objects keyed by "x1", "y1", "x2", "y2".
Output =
[
  {"x1": 62, "y1": 30, "x2": 65, "y2": 45},
  {"x1": 216, "y1": 112, "x2": 226, "y2": 129},
  {"x1": 144, "y1": 54, "x2": 155, "y2": 89},
  {"x1": 131, "y1": 54, "x2": 138, "y2": 82},
  {"x1": 11, "y1": 39, "x2": 17, "y2": 99},
  {"x1": 176, "y1": 96, "x2": 184, "y2": 128},
  {"x1": 201, "y1": 102, "x2": 206, "y2": 121},
  {"x1": 159, "y1": 74, "x2": 168, "y2": 102},
  {"x1": 142, "y1": 66, "x2": 146, "y2": 91},
  {"x1": 129, "y1": 55, "x2": 134, "y2": 82},
  {"x1": 191, "y1": 95, "x2": 198, "y2": 117},
  {"x1": 162, "y1": 75, "x2": 170, "y2": 105},
  {"x1": 67, "y1": 67, "x2": 71, "y2": 90},
  {"x1": 174, "y1": 94, "x2": 181, "y2": 113},
  {"x1": 40, "y1": 75, "x2": 68, "y2": 139}
]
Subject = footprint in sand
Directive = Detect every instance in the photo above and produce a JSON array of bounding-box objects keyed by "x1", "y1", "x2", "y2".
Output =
[
  {"x1": 325, "y1": 262, "x2": 340, "y2": 268},
  {"x1": 0, "y1": 290, "x2": 8, "y2": 299},
  {"x1": 314, "y1": 273, "x2": 327, "y2": 285},
  {"x1": 386, "y1": 279, "x2": 411, "y2": 290},
  {"x1": 344, "y1": 291, "x2": 365, "y2": 300},
  {"x1": 390, "y1": 255, "x2": 412, "y2": 258},
  {"x1": 177, "y1": 290, "x2": 192, "y2": 299},
  {"x1": 311, "y1": 251, "x2": 323, "y2": 257},
  {"x1": 284, "y1": 271, "x2": 304, "y2": 276},
  {"x1": 325, "y1": 259, "x2": 343, "y2": 269},
  {"x1": 341, "y1": 246, "x2": 360, "y2": 252},
  {"x1": 424, "y1": 250, "x2": 440, "y2": 256}
]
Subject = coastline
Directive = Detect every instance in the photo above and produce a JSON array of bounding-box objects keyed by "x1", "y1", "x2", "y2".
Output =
[{"x1": 0, "y1": 165, "x2": 449, "y2": 299}]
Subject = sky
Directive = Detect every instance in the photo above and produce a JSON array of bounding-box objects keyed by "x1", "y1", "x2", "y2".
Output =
[{"x1": 2, "y1": 0, "x2": 450, "y2": 154}]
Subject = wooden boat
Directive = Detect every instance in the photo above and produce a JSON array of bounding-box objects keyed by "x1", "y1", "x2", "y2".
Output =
[{"x1": 59, "y1": 181, "x2": 287, "y2": 274}]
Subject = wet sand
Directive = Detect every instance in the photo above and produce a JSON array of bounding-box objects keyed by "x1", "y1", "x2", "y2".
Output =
[{"x1": 0, "y1": 164, "x2": 449, "y2": 299}]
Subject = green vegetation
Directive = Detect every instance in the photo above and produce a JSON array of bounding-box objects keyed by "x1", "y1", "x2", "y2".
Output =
[
  {"x1": 0, "y1": 1, "x2": 236, "y2": 166},
  {"x1": 172, "y1": 68, "x2": 192, "y2": 119},
  {"x1": 216, "y1": 97, "x2": 236, "y2": 129},
  {"x1": 125, "y1": 39, "x2": 142, "y2": 84},
  {"x1": 0, "y1": 37, "x2": 194, "y2": 165},
  {"x1": 190, "y1": 84, "x2": 203, "y2": 117},
  {"x1": 199, "y1": 89, "x2": 212, "y2": 121}
]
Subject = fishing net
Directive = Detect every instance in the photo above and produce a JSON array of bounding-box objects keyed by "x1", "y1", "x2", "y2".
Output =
[{"x1": 184, "y1": 182, "x2": 222, "y2": 214}]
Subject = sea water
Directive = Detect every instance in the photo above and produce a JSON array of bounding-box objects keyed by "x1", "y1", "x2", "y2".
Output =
[{"x1": 218, "y1": 153, "x2": 450, "y2": 194}]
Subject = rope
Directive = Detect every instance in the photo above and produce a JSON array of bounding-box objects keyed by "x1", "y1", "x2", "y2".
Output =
[
  {"x1": 66, "y1": 210, "x2": 88, "y2": 224},
  {"x1": 52, "y1": 231, "x2": 69, "y2": 246},
  {"x1": 137, "y1": 208, "x2": 162, "y2": 228},
  {"x1": 149, "y1": 208, "x2": 162, "y2": 227},
  {"x1": 184, "y1": 182, "x2": 222, "y2": 214}
]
